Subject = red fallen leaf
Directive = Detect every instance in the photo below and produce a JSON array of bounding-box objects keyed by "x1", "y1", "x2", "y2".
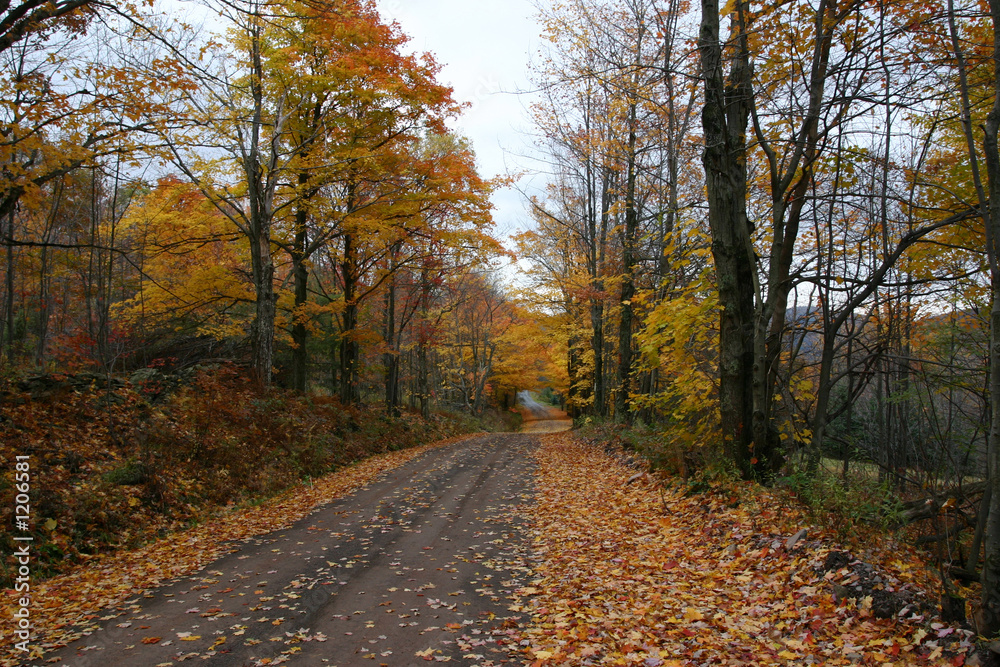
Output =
[
  {"x1": 952, "y1": 656, "x2": 966, "y2": 666},
  {"x1": 663, "y1": 560, "x2": 679, "y2": 569},
  {"x1": 681, "y1": 628, "x2": 696, "y2": 637},
  {"x1": 141, "y1": 636, "x2": 161, "y2": 644}
]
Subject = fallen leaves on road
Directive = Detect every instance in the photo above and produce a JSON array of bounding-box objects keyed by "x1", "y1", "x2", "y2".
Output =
[
  {"x1": 0, "y1": 436, "x2": 468, "y2": 667},
  {"x1": 516, "y1": 432, "x2": 967, "y2": 666}
]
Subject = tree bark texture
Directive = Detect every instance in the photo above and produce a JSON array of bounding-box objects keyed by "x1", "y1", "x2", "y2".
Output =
[
  {"x1": 698, "y1": 0, "x2": 757, "y2": 479},
  {"x1": 340, "y1": 231, "x2": 359, "y2": 405},
  {"x1": 615, "y1": 99, "x2": 640, "y2": 424},
  {"x1": 979, "y1": 0, "x2": 1000, "y2": 638},
  {"x1": 291, "y1": 189, "x2": 309, "y2": 392}
]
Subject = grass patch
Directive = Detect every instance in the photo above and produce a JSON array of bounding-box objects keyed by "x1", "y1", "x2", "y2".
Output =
[{"x1": 776, "y1": 465, "x2": 903, "y2": 544}]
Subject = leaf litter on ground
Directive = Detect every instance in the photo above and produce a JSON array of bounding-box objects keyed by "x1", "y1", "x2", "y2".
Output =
[
  {"x1": 513, "y1": 432, "x2": 971, "y2": 667},
  {"x1": 5, "y1": 428, "x2": 976, "y2": 667},
  {"x1": 0, "y1": 435, "x2": 472, "y2": 667}
]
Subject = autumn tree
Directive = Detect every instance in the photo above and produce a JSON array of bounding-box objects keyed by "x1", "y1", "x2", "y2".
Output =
[
  {"x1": 113, "y1": 175, "x2": 251, "y2": 340},
  {"x1": 160, "y1": 0, "x2": 309, "y2": 388},
  {"x1": 246, "y1": 1, "x2": 467, "y2": 395},
  {"x1": 0, "y1": 0, "x2": 107, "y2": 220},
  {"x1": 0, "y1": 1, "x2": 192, "y2": 365},
  {"x1": 528, "y1": 0, "x2": 702, "y2": 420},
  {"x1": 375, "y1": 134, "x2": 500, "y2": 413},
  {"x1": 434, "y1": 271, "x2": 517, "y2": 414},
  {"x1": 514, "y1": 198, "x2": 593, "y2": 415}
]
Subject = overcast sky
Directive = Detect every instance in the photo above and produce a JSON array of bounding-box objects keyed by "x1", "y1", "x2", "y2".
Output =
[{"x1": 375, "y1": 0, "x2": 543, "y2": 240}]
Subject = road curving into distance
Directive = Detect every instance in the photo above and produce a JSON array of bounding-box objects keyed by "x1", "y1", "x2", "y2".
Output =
[{"x1": 516, "y1": 391, "x2": 573, "y2": 435}]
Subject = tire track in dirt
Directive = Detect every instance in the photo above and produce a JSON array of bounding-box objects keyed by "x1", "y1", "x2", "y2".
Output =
[{"x1": 27, "y1": 433, "x2": 538, "y2": 667}]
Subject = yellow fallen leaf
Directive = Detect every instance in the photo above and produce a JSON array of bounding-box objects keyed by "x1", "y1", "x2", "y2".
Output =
[{"x1": 683, "y1": 607, "x2": 704, "y2": 621}]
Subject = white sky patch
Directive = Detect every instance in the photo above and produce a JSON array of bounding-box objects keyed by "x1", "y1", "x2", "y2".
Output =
[{"x1": 377, "y1": 0, "x2": 543, "y2": 241}]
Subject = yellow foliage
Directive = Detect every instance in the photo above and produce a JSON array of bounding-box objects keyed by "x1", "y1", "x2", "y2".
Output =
[
  {"x1": 633, "y1": 267, "x2": 720, "y2": 451},
  {"x1": 113, "y1": 177, "x2": 254, "y2": 338}
]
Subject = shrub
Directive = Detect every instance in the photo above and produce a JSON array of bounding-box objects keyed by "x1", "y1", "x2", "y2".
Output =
[
  {"x1": 778, "y1": 466, "x2": 901, "y2": 541},
  {"x1": 103, "y1": 461, "x2": 148, "y2": 485}
]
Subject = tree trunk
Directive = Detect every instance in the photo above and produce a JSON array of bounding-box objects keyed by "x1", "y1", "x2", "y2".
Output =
[
  {"x1": 340, "y1": 232, "x2": 358, "y2": 405},
  {"x1": 967, "y1": 485, "x2": 991, "y2": 576},
  {"x1": 290, "y1": 243, "x2": 308, "y2": 392},
  {"x1": 35, "y1": 239, "x2": 49, "y2": 366},
  {"x1": 418, "y1": 265, "x2": 431, "y2": 419},
  {"x1": 249, "y1": 231, "x2": 275, "y2": 389},
  {"x1": 244, "y1": 13, "x2": 279, "y2": 390},
  {"x1": 384, "y1": 267, "x2": 399, "y2": 416},
  {"x1": 980, "y1": 74, "x2": 1000, "y2": 650},
  {"x1": 615, "y1": 97, "x2": 639, "y2": 424},
  {"x1": 291, "y1": 174, "x2": 310, "y2": 393},
  {"x1": 590, "y1": 299, "x2": 605, "y2": 416},
  {"x1": 592, "y1": 167, "x2": 613, "y2": 417},
  {"x1": 698, "y1": 0, "x2": 756, "y2": 479},
  {"x1": 4, "y1": 208, "x2": 14, "y2": 361},
  {"x1": 567, "y1": 332, "x2": 583, "y2": 418}
]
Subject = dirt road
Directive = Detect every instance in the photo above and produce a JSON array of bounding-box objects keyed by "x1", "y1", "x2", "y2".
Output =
[
  {"x1": 33, "y1": 434, "x2": 536, "y2": 667},
  {"x1": 516, "y1": 393, "x2": 572, "y2": 435}
]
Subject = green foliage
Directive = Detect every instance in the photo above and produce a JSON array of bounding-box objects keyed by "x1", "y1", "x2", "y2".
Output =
[
  {"x1": 778, "y1": 466, "x2": 902, "y2": 542},
  {"x1": 103, "y1": 461, "x2": 148, "y2": 486},
  {"x1": 538, "y1": 387, "x2": 558, "y2": 406}
]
